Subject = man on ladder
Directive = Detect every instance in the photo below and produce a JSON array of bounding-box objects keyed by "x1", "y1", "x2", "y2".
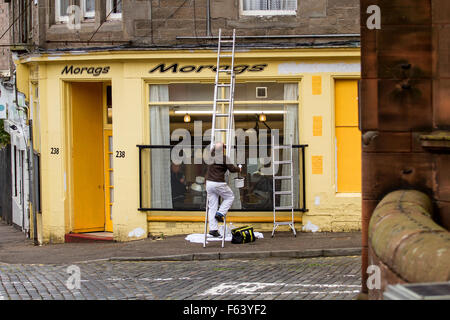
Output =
[
  {"x1": 205, "y1": 142, "x2": 241, "y2": 237},
  {"x1": 203, "y1": 28, "x2": 239, "y2": 247}
]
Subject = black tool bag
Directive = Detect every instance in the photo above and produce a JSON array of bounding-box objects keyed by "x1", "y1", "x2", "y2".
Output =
[{"x1": 231, "y1": 226, "x2": 256, "y2": 244}]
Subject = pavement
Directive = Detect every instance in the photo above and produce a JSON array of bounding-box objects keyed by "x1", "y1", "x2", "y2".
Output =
[
  {"x1": 0, "y1": 222, "x2": 363, "y2": 300},
  {"x1": 0, "y1": 222, "x2": 362, "y2": 264}
]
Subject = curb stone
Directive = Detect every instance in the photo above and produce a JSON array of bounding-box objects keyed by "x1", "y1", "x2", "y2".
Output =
[{"x1": 109, "y1": 247, "x2": 361, "y2": 262}]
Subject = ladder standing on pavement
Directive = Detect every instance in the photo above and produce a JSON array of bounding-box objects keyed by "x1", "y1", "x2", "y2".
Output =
[
  {"x1": 204, "y1": 28, "x2": 237, "y2": 248},
  {"x1": 271, "y1": 135, "x2": 297, "y2": 237}
]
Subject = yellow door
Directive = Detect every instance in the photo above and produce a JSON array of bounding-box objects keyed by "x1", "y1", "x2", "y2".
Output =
[
  {"x1": 335, "y1": 80, "x2": 361, "y2": 193},
  {"x1": 72, "y1": 82, "x2": 105, "y2": 232},
  {"x1": 104, "y1": 130, "x2": 114, "y2": 232}
]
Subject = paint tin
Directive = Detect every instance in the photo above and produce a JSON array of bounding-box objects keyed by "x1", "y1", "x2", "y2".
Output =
[{"x1": 235, "y1": 177, "x2": 244, "y2": 188}]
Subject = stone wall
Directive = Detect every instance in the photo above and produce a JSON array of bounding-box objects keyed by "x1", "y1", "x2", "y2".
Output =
[
  {"x1": 360, "y1": 0, "x2": 450, "y2": 295},
  {"x1": 27, "y1": 0, "x2": 360, "y2": 49},
  {"x1": 367, "y1": 190, "x2": 450, "y2": 299},
  {"x1": 0, "y1": 0, "x2": 11, "y2": 74}
]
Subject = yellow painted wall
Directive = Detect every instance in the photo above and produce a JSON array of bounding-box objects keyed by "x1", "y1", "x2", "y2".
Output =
[{"x1": 18, "y1": 48, "x2": 361, "y2": 243}]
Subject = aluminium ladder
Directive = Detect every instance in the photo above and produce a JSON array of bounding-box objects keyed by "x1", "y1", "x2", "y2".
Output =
[
  {"x1": 204, "y1": 28, "x2": 237, "y2": 248},
  {"x1": 271, "y1": 135, "x2": 297, "y2": 237}
]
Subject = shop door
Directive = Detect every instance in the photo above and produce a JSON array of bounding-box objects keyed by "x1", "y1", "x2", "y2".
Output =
[
  {"x1": 104, "y1": 130, "x2": 113, "y2": 232},
  {"x1": 335, "y1": 79, "x2": 362, "y2": 193},
  {"x1": 72, "y1": 82, "x2": 105, "y2": 232}
]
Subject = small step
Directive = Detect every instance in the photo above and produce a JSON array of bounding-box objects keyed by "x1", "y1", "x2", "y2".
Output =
[
  {"x1": 65, "y1": 232, "x2": 113, "y2": 243},
  {"x1": 274, "y1": 206, "x2": 294, "y2": 210},
  {"x1": 273, "y1": 176, "x2": 293, "y2": 180},
  {"x1": 274, "y1": 160, "x2": 292, "y2": 165},
  {"x1": 274, "y1": 191, "x2": 292, "y2": 195},
  {"x1": 274, "y1": 222, "x2": 294, "y2": 226}
]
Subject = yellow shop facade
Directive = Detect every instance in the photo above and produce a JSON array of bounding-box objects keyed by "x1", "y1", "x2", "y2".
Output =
[{"x1": 16, "y1": 47, "x2": 361, "y2": 244}]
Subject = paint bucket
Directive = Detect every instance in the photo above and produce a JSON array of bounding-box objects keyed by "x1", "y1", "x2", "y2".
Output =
[{"x1": 234, "y1": 177, "x2": 244, "y2": 189}]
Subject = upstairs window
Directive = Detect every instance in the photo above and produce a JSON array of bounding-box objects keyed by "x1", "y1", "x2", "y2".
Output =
[
  {"x1": 241, "y1": 0, "x2": 297, "y2": 16},
  {"x1": 82, "y1": 0, "x2": 95, "y2": 19},
  {"x1": 107, "y1": 0, "x2": 122, "y2": 20},
  {"x1": 55, "y1": 0, "x2": 70, "y2": 22},
  {"x1": 55, "y1": 0, "x2": 95, "y2": 22}
]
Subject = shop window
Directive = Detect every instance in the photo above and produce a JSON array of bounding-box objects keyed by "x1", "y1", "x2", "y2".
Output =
[
  {"x1": 145, "y1": 82, "x2": 301, "y2": 211},
  {"x1": 335, "y1": 79, "x2": 361, "y2": 193},
  {"x1": 241, "y1": 0, "x2": 297, "y2": 16},
  {"x1": 107, "y1": 0, "x2": 122, "y2": 19}
]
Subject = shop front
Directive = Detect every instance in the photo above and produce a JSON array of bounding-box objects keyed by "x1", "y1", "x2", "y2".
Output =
[{"x1": 17, "y1": 47, "x2": 361, "y2": 243}]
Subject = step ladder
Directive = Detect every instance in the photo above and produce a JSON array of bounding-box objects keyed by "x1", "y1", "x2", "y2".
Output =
[
  {"x1": 271, "y1": 135, "x2": 297, "y2": 237},
  {"x1": 204, "y1": 28, "x2": 237, "y2": 248}
]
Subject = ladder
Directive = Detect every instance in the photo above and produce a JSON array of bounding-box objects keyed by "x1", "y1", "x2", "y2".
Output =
[
  {"x1": 204, "y1": 28, "x2": 237, "y2": 248},
  {"x1": 271, "y1": 135, "x2": 297, "y2": 237}
]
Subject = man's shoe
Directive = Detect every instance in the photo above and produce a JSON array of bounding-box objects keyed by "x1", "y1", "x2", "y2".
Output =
[
  {"x1": 209, "y1": 230, "x2": 221, "y2": 237},
  {"x1": 215, "y1": 212, "x2": 224, "y2": 222}
]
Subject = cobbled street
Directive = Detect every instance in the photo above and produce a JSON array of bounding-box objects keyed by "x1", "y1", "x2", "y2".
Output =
[{"x1": 0, "y1": 256, "x2": 361, "y2": 300}]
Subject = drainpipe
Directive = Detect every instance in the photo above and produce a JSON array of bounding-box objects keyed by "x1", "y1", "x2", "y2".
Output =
[{"x1": 206, "y1": 0, "x2": 211, "y2": 37}]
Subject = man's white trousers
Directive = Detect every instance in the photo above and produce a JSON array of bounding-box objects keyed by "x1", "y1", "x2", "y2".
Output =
[{"x1": 206, "y1": 180, "x2": 235, "y2": 231}]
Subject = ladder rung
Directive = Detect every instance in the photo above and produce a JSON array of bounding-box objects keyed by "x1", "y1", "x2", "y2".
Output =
[
  {"x1": 274, "y1": 206, "x2": 294, "y2": 210},
  {"x1": 220, "y1": 55, "x2": 233, "y2": 58},
  {"x1": 214, "y1": 129, "x2": 229, "y2": 132},
  {"x1": 273, "y1": 145, "x2": 291, "y2": 149},
  {"x1": 216, "y1": 99, "x2": 230, "y2": 103},
  {"x1": 274, "y1": 160, "x2": 292, "y2": 165},
  {"x1": 214, "y1": 113, "x2": 230, "y2": 117},
  {"x1": 273, "y1": 176, "x2": 293, "y2": 180},
  {"x1": 218, "y1": 69, "x2": 233, "y2": 73},
  {"x1": 220, "y1": 40, "x2": 234, "y2": 43},
  {"x1": 217, "y1": 84, "x2": 231, "y2": 87},
  {"x1": 274, "y1": 191, "x2": 292, "y2": 195},
  {"x1": 274, "y1": 222, "x2": 294, "y2": 226}
]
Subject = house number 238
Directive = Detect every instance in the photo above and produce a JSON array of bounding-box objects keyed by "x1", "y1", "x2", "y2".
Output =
[{"x1": 116, "y1": 151, "x2": 126, "y2": 158}]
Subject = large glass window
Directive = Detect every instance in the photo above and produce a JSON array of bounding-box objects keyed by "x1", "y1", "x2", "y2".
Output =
[{"x1": 144, "y1": 82, "x2": 301, "y2": 211}]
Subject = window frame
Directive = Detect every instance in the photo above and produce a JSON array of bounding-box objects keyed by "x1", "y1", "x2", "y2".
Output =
[
  {"x1": 55, "y1": 0, "x2": 70, "y2": 23},
  {"x1": 106, "y1": 0, "x2": 122, "y2": 20},
  {"x1": 240, "y1": 0, "x2": 298, "y2": 16},
  {"x1": 81, "y1": 0, "x2": 95, "y2": 19},
  {"x1": 55, "y1": 0, "x2": 96, "y2": 23}
]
